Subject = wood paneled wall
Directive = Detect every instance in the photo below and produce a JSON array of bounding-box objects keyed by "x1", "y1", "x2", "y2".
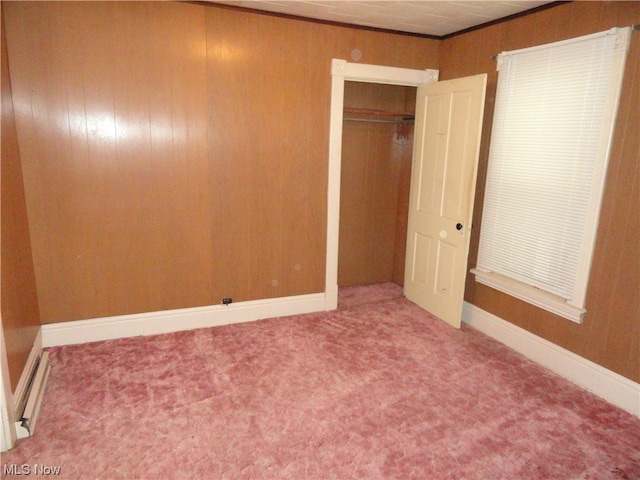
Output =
[
  {"x1": 1, "y1": 13, "x2": 41, "y2": 391},
  {"x1": 338, "y1": 82, "x2": 415, "y2": 288},
  {"x1": 3, "y1": 2, "x2": 439, "y2": 323},
  {"x1": 440, "y1": 1, "x2": 640, "y2": 382},
  {"x1": 7, "y1": 0, "x2": 635, "y2": 383}
]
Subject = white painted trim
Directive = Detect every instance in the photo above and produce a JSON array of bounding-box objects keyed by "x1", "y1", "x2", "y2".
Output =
[
  {"x1": 325, "y1": 61, "x2": 346, "y2": 311},
  {"x1": 12, "y1": 329, "x2": 43, "y2": 416},
  {"x1": 0, "y1": 400, "x2": 13, "y2": 453},
  {"x1": 332, "y1": 59, "x2": 439, "y2": 86},
  {"x1": 0, "y1": 322, "x2": 17, "y2": 452},
  {"x1": 42, "y1": 293, "x2": 326, "y2": 347},
  {"x1": 471, "y1": 269, "x2": 585, "y2": 323},
  {"x1": 325, "y1": 59, "x2": 439, "y2": 310},
  {"x1": 462, "y1": 301, "x2": 640, "y2": 417}
]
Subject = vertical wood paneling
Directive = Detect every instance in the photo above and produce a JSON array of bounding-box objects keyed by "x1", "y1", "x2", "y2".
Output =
[
  {"x1": 206, "y1": 8, "x2": 261, "y2": 302},
  {"x1": 256, "y1": 15, "x2": 285, "y2": 300},
  {"x1": 112, "y1": 3, "x2": 152, "y2": 313},
  {"x1": 391, "y1": 89, "x2": 416, "y2": 286},
  {"x1": 3, "y1": 2, "x2": 439, "y2": 323},
  {"x1": 620, "y1": 32, "x2": 640, "y2": 381},
  {"x1": 441, "y1": 1, "x2": 640, "y2": 382},
  {"x1": 75, "y1": 2, "x2": 124, "y2": 318},
  {"x1": 306, "y1": 21, "x2": 337, "y2": 290},
  {"x1": 339, "y1": 120, "x2": 372, "y2": 286},
  {"x1": 59, "y1": 3, "x2": 100, "y2": 321},
  {"x1": 1, "y1": 11, "x2": 41, "y2": 391},
  {"x1": 581, "y1": 33, "x2": 639, "y2": 372},
  {"x1": 5, "y1": 2, "x2": 212, "y2": 321},
  {"x1": 338, "y1": 83, "x2": 415, "y2": 287},
  {"x1": 140, "y1": 3, "x2": 212, "y2": 312},
  {"x1": 205, "y1": 9, "x2": 338, "y2": 302},
  {"x1": 279, "y1": 19, "x2": 313, "y2": 296}
]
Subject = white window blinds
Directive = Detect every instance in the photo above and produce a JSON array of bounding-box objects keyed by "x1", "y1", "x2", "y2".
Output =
[{"x1": 473, "y1": 27, "x2": 631, "y2": 323}]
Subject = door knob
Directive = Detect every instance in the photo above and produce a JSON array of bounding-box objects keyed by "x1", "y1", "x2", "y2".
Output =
[{"x1": 456, "y1": 223, "x2": 463, "y2": 231}]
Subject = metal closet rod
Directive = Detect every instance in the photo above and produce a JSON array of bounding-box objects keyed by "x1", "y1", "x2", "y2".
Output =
[
  {"x1": 343, "y1": 107, "x2": 415, "y2": 124},
  {"x1": 344, "y1": 117, "x2": 414, "y2": 124},
  {"x1": 343, "y1": 107, "x2": 415, "y2": 118}
]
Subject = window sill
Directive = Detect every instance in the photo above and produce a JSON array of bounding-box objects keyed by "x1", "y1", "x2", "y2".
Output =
[{"x1": 470, "y1": 269, "x2": 585, "y2": 324}]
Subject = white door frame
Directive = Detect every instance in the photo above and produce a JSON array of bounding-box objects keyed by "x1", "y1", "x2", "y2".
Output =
[{"x1": 324, "y1": 59, "x2": 439, "y2": 310}]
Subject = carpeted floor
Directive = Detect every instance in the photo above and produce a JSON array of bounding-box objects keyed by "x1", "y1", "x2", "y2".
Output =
[{"x1": 2, "y1": 283, "x2": 639, "y2": 479}]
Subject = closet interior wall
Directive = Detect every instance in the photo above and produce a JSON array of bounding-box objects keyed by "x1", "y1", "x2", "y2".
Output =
[{"x1": 338, "y1": 82, "x2": 416, "y2": 288}]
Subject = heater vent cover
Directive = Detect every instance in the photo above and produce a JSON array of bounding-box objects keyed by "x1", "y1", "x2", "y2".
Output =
[{"x1": 15, "y1": 351, "x2": 51, "y2": 439}]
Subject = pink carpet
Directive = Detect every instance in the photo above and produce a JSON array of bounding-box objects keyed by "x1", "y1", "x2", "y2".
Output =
[
  {"x1": 338, "y1": 282, "x2": 404, "y2": 310},
  {"x1": 2, "y1": 283, "x2": 639, "y2": 479}
]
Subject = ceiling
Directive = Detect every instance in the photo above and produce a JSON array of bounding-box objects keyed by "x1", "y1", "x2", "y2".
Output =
[{"x1": 208, "y1": 1, "x2": 558, "y2": 37}]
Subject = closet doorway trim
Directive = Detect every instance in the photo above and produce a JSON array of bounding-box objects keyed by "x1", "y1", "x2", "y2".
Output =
[{"x1": 325, "y1": 59, "x2": 439, "y2": 310}]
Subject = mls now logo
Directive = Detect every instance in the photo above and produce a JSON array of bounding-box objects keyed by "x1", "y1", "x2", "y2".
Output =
[{"x1": 3, "y1": 464, "x2": 62, "y2": 475}]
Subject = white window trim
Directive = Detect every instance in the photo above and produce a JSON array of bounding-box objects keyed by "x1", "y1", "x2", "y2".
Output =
[
  {"x1": 472, "y1": 269, "x2": 586, "y2": 322},
  {"x1": 472, "y1": 27, "x2": 632, "y2": 324}
]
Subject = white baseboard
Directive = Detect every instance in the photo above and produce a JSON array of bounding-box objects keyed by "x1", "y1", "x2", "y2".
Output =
[
  {"x1": 42, "y1": 293, "x2": 327, "y2": 348},
  {"x1": 462, "y1": 301, "x2": 640, "y2": 417},
  {"x1": 12, "y1": 329, "x2": 43, "y2": 419}
]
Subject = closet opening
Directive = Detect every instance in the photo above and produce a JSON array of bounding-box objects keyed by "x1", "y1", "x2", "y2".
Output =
[{"x1": 338, "y1": 81, "x2": 417, "y2": 291}]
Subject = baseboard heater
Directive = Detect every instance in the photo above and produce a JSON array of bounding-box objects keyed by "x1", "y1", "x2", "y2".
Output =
[{"x1": 14, "y1": 351, "x2": 51, "y2": 439}]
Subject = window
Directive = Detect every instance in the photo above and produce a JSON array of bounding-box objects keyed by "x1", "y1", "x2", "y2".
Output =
[{"x1": 472, "y1": 27, "x2": 632, "y2": 323}]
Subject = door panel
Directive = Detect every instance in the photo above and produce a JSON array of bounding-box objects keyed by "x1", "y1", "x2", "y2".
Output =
[
  {"x1": 404, "y1": 74, "x2": 487, "y2": 328},
  {"x1": 411, "y1": 232, "x2": 433, "y2": 286}
]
